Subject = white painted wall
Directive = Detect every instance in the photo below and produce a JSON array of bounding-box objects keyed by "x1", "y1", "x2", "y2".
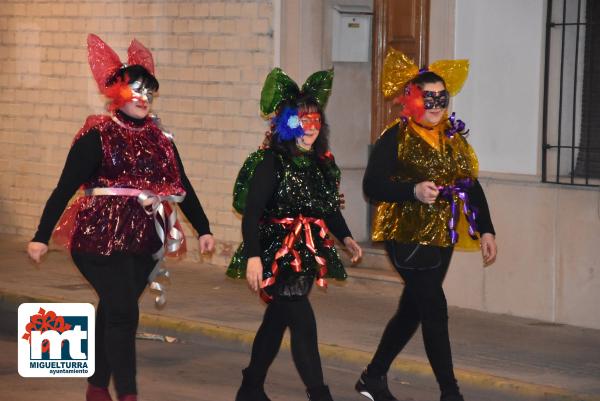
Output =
[
  {"x1": 429, "y1": 0, "x2": 455, "y2": 61},
  {"x1": 446, "y1": 0, "x2": 600, "y2": 330},
  {"x1": 276, "y1": 0, "x2": 373, "y2": 241},
  {"x1": 453, "y1": 0, "x2": 546, "y2": 175},
  {"x1": 324, "y1": 0, "x2": 373, "y2": 241}
]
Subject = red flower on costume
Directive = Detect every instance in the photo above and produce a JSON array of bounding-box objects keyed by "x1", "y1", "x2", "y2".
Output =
[
  {"x1": 102, "y1": 75, "x2": 134, "y2": 111},
  {"x1": 320, "y1": 150, "x2": 335, "y2": 161},
  {"x1": 393, "y1": 84, "x2": 425, "y2": 120}
]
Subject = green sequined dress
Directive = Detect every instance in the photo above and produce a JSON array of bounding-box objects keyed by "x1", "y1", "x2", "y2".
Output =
[{"x1": 227, "y1": 148, "x2": 348, "y2": 297}]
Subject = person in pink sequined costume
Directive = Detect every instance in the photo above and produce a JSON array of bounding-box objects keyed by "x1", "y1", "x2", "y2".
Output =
[{"x1": 27, "y1": 34, "x2": 215, "y2": 401}]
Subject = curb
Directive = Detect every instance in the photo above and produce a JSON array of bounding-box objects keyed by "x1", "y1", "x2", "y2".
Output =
[{"x1": 3, "y1": 290, "x2": 598, "y2": 401}]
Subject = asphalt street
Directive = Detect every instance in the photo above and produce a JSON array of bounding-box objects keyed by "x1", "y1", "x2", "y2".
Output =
[{"x1": 0, "y1": 331, "x2": 549, "y2": 401}]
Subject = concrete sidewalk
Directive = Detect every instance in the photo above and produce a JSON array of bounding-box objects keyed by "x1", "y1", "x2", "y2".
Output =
[{"x1": 2, "y1": 236, "x2": 599, "y2": 400}]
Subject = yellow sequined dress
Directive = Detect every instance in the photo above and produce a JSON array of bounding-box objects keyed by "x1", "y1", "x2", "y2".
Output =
[{"x1": 371, "y1": 117, "x2": 481, "y2": 251}]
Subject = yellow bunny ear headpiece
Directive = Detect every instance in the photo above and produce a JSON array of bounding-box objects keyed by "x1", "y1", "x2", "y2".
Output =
[{"x1": 381, "y1": 48, "x2": 469, "y2": 98}]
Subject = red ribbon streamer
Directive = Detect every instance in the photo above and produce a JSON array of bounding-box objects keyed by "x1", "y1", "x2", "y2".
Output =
[{"x1": 260, "y1": 215, "x2": 333, "y2": 302}]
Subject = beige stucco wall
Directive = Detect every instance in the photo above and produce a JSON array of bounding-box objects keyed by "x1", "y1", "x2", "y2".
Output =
[{"x1": 445, "y1": 174, "x2": 600, "y2": 329}]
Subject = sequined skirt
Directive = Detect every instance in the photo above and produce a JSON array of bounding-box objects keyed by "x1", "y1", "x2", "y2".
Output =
[
  {"x1": 226, "y1": 221, "x2": 347, "y2": 297},
  {"x1": 53, "y1": 195, "x2": 163, "y2": 255}
]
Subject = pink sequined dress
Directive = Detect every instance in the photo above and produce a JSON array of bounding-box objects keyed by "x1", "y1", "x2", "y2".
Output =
[{"x1": 52, "y1": 112, "x2": 186, "y2": 255}]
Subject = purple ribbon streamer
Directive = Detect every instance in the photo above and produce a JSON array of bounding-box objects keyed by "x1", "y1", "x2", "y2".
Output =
[
  {"x1": 445, "y1": 112, "x2": 468, "y2": 138},
  {"x1": 438, "y1": 178, "x2": 479, "y2": 244}
]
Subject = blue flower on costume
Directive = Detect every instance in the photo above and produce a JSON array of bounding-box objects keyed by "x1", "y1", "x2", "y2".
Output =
[{"x1": 273, "y1": 107, "x2": 304, "y2": 141}]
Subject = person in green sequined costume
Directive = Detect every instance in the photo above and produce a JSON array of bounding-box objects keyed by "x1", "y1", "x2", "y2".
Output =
[{"x1": 228, "y1": 68, "x2": 362, "y2": 401}]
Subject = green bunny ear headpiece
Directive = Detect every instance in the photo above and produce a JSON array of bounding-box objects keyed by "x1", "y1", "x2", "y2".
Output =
[{"x1": 260, "y1": 67, "x2": 334, "y2": 118}]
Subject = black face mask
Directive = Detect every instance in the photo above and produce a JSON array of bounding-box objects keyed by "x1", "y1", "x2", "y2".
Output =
[{"x1": 422, "y1": 90, "x2": 449, "y2": 110}]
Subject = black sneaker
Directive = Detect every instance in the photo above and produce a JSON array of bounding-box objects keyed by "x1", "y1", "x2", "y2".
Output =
[
  {"x1": 235, "y1": 385, "x2": 271, "y2": 401},
  {"x1": 236, "y1": 368, "x2": 271, "y2": 401},
  {"x1": 355, "y1": 370, "x2": 398, "y2": 401}
]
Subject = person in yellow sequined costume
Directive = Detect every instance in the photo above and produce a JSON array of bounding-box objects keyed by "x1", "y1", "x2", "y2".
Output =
[{"x1": 355, "y1": 49, "x2": 497, "y2": 401}]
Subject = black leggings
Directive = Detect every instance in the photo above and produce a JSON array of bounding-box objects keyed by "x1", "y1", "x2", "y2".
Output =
[
  {"x1": 368, "y1": 246, "x2": 460, "y2": 396},
  {"x1": 71, "y1": 252, "x2": 155, "y2": 397},
  {"x1": 245, "y1": 296, "x2": 325, "y2": 389}
]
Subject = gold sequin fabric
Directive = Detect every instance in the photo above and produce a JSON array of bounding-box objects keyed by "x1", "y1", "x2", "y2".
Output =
[
  {"x1": 371, "y1": 119, "x2": 480, "y2": 250},
  {"x1": 381, "y1": 47, "x2": 469, "y2": 98}
]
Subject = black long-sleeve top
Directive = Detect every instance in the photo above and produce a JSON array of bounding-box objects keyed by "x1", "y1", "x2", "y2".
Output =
[
  {"x1": 32, "y1": 126, "x2": 211, "y2": 244},
  {"x1": 363, "y1": 127, "x2": 495, "y2": 236},
  {"x1": 242, "y1": 151, "x2": 353, "y2": 258}
]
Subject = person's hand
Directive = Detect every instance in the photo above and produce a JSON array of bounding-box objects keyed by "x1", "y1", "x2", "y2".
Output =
[
  {"x1": 480, "y1": 233, "x2": 497, "y2": 267},
  {"x1": 339, "y1": 193, "x2": 345, "y2": 209},
  {"x1": 198, "y1": 234, "x2": 215, "y2": 254},
  {"x1": 246, "y1": 257, "x2": 263, "y2": 293},
  {"x1": 415, "y1": 181, "x2": 439, "y2": 204},
  {"x1": 28, "y1": 242, "x2": 48, "y2": 264},
  {"x1": 343, "y1": 237, "x2": 362, "y2": 263}
]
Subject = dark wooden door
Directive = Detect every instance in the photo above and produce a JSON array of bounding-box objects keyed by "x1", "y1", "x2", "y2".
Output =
[{"x1": 371, "y1": 0, "x2": 430, "y2": 142}]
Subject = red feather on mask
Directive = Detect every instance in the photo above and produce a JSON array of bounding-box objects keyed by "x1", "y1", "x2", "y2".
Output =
[
  {"x1": 103, "y1": 76, "x2": 133, "y2": 111},
  {"x1": 393, "y1": 84, "x2": 425, "y2": 120}
]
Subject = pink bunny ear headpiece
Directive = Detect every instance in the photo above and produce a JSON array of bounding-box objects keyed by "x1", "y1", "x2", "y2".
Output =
[
  {"x1": 127, "y1": 38, "x2": 155, "y2": 76},
  {"x1": 87, "y1": 33, "x2": 155, "y2": 95}
]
